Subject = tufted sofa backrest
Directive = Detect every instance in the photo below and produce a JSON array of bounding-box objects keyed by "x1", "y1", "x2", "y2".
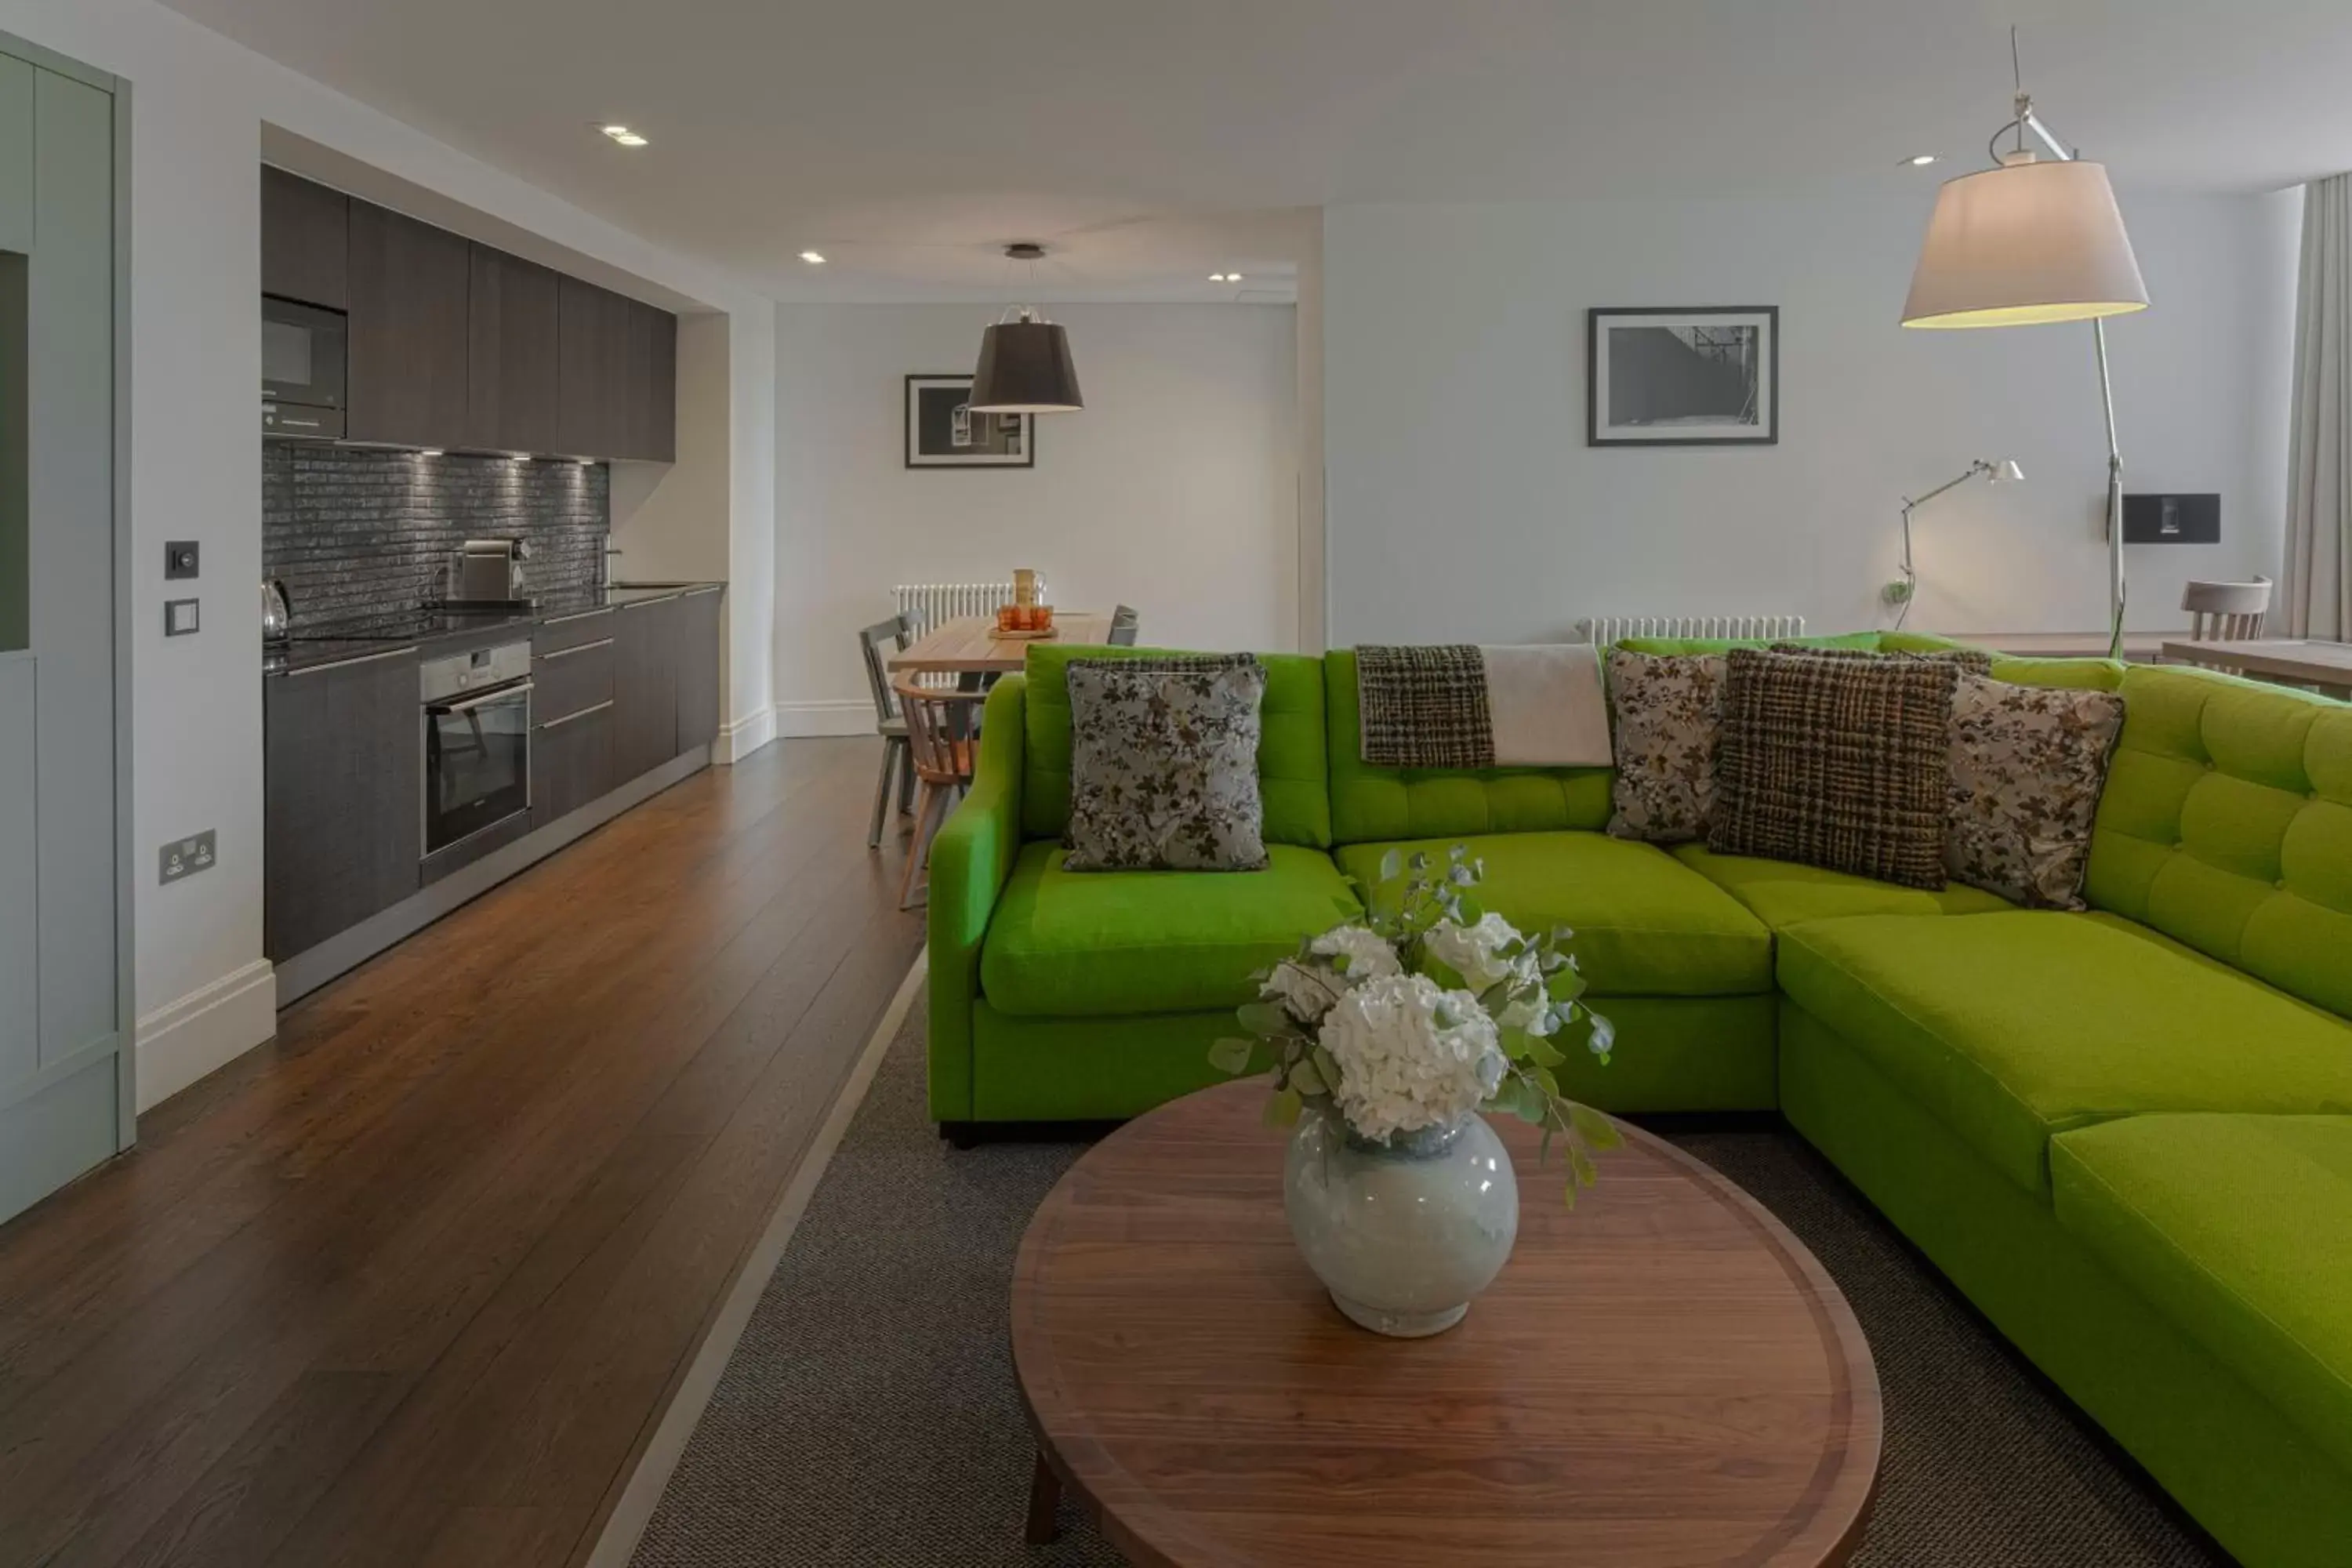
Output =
[
  {"x1": 1020, "y1": 644, "x2": 1333, "y2": 848},
  {"x1": 2086, "y1": 666, "x2": 2352, "y2": 1019}
]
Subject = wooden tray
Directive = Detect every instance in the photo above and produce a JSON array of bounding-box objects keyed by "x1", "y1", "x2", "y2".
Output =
[{"x1": 991, "y1": 626, "x2": 1060, "y2": 641}]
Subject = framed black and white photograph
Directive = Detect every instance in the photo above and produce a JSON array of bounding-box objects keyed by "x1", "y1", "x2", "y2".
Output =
[
  {"x1": 904, "y1": 374, "x2": 1034, "y2": 469},
  {"x1": 1588, "y1": 307, "x2": 1778, "y2": 446}
]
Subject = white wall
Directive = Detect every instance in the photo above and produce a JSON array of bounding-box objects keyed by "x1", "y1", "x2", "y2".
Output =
[
  {"x1": 0, "y1": 0, "x2": 779, "y2": 1109},
  {"x1": 1323, "y1": 192, "x2": 2301, "y2": 644},
  {"x1": 771, "y1": 303, "x2": 1298, "y2": 735}
]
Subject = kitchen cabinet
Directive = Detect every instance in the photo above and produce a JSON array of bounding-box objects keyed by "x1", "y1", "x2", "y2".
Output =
[
  {"x1": 347, "y1": 201, "x2": 471, "y2": 448},
  {"x1": 261, "y1": 166, "x2": 349, "y2": 310},
  {"x1": 532, "y1": 619, "x2": 616, "y2": 829},
  {"x1": 612, "y1": 596, "x2": 681, "y2": 782},
  {"x1": 265, "y1": 648, "x2": 423, "y2": 962},
  {"x1": 557, "y1": 278, "x2": 677, "y2": 462},
  {"x1": 674, "y1": 587, "x2": 723, "y2": 752},
  {"x1": 466, "y1": 245, "x2": 562, "y2": 455}
]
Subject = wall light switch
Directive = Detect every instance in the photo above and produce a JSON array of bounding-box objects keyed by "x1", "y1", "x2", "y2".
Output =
[
  {"x1": 165, "y1": 541, "x2": 201, "y2": 579},
  {"x1": 159, "y1": 829, "x2": 216, "y2": 884},
  {"x1": 165, "y1": 597, "x2": 200, "y2": 637}
]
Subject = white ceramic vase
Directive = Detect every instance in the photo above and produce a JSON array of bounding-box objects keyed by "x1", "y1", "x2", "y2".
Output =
[{"x1": 1282, "y1": 1102, "x2": 1520, "y2": 1338}]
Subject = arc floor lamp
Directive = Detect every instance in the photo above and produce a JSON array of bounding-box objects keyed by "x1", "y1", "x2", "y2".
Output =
[{"x1": 1901, "y1": 67, "x2": 2149, "y2": 657}]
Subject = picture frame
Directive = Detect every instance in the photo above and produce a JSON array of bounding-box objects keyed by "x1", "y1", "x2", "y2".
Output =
[
  {"x1": 904, "y1": 374, "x2": 1035, "y2": 469},
  {"x1": 1587, "y1": 307, "x2": 1779, "y2": 447}
]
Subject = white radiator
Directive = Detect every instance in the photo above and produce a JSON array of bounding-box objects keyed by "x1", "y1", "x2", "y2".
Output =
[
  {"x1": 891, "y1": 579, "x2": 1050, "y2": 636},
  {"x1": 1575, "y1": 614, "x2": 1806, "y2": 645}
]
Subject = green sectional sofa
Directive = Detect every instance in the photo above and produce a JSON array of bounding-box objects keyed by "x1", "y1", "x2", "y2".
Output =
[{"x1": 927, "y1": 633, "x2": 2352, "y2": 1567}]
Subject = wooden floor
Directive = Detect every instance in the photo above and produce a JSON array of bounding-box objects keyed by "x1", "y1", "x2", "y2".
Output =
[{"x1": 0, "y1": 739, "x2": 927, "y2": 1568}]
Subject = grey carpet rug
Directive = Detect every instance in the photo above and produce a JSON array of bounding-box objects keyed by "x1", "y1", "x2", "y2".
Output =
[{"x1": 630, "y1": 989, "x2": 2234, "y2": 1567}]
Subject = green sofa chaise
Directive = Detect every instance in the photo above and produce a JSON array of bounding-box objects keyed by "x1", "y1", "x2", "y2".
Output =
[{"x1": 927, "y1": 634, "x2": 2352, "y2": 1568}]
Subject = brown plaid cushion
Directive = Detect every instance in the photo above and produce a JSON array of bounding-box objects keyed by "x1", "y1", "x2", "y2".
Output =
[
  {"x1": 1768, "y1": 641, "x2": 1995, "y2": 676},
  {"x1": 1710, "y1": 649, "x2": 1958, "y2": 889},
  {"x1": 1356, "y1": 644, "x2": 1495, "y2": 768}
]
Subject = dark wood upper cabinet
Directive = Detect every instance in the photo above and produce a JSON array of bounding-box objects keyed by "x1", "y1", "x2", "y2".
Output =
[
  {"x1": 558, "y1": 277, "x2": 677, "y2": 462},
  {"x1": 346, "y1": 202, "x2": 472, "y2": 448},
  {"x1": 627, "y1": 298, "x2": 678, "y2": 463},
  {"x1": 260, "y1": 167, "x2": 349, "y2": 310},
  {"x1": 466, "y1": 245, "x2": 562, "y2": 455}
]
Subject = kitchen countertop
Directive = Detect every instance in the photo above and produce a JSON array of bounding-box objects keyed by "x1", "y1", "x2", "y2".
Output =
[{"x1": 265, "y1": 582, "x2": 723, "y2": 675}]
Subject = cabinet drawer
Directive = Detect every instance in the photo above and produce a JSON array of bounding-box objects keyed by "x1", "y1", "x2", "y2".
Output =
[
  {"x1": 534, "y1": 702, "x2": 615, "y2": 829},
  {"x1": 533, "y1": 636, "x2": 614, "y2": 719},
  {"x1": 535, "y1": 607, "x2": 614, "y2": 655}
]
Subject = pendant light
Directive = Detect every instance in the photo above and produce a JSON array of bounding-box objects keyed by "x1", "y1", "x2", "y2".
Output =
[{"x1": 970, "y1": 243, "x2": 1083, "y2": 413}]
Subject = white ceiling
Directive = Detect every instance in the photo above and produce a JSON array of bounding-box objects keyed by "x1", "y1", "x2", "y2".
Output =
[{"x1": 169, "y1": 0, "x2": 2352, "y2": 303}]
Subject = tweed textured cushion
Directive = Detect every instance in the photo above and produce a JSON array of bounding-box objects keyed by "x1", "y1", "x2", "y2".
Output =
[
  {"x1": 1063, "y1": 655, "x2": 1269, "y2": 872},
  {"x1": 1769, "y1": 641, "x2": 1997, "y2": 676},
  {"x1": 1711, "y1": 649, "x2": 1958, "y2": 890},
  {"x1": 1947, "y1": 672, "x2": 2125, "y2": 909},
  {"x1": 1606, "y1": 650, "x2": 1727, "y2": 843},
  {"x1": 1356, "y1": 644, "x2": 1495, "y2": 768}
]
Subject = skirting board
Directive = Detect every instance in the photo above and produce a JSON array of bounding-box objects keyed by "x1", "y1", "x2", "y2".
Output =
[
  {"x1": 773, "y1": 699, "x2": 875, "y2": 739},
  {"x1": 715, "y1": 705, "x2": 777, "y2": 764},
  {"x1": 136, "y1": 957, "x2": 277, "y2": 1113}
]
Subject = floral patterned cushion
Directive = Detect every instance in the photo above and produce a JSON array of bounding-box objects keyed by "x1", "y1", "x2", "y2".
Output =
[
  {"x1": 1947, "y1": 672, "x2": 2125, "y2": 909},
  {"x1": 1064, "y1": 655, "x2": 1269, "y2": 872},
  {"x1": 1604, "y1": 651, "x2": 1727, "y2": 844}
]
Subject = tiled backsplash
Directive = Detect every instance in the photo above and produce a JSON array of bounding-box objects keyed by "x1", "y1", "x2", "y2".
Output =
[{"x1": 262, "y1": 445, "x2": 609, "y2": 628}]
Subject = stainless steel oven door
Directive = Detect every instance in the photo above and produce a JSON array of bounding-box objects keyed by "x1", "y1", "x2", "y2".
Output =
[{"x1": 422, "y1": 678, "x2": 532, "y2": 857}]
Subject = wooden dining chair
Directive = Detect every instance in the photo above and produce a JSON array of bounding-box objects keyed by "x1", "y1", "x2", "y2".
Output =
[
  {"x1": 859, "y1": 615, "x2": 916, "y2": 848},
  {"x1": 2181, "y1": 577, "x2": 2272, "y2": 642},
  {"x1": 1109, "y1": 604, "x2": 1141, "y2": 647},
  {"x1": 893, "y1": 678, "x2": 989, "y2": 908}
]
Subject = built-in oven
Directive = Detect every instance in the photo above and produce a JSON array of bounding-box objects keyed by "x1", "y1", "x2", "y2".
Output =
[
  {"x1": 263, "y1": 295, "x2": 348, "y2": 441},
  {"x1": 420, "y1": 640, "x2": 533, "y2": 872}
]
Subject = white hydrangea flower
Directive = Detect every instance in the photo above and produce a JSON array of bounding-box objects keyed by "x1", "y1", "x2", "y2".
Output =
[
  {"x1": 1425, "y1": 913, "x2": 1554, "y2": 1033},
  {"x1": 1264, "y1": 959, "x2": 1340, "y2": 1022},
  {"x1": 1309, "y1": 924, "x2": 1402, "y2": 982},
  {"x1": 1317, "y1": 972, "x2": 1506, "y2": 1142}
]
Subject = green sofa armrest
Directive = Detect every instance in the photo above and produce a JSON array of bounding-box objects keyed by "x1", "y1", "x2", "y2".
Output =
[{"x1": 927, "y1": 675, "x2": 1028, "y2": 1121}]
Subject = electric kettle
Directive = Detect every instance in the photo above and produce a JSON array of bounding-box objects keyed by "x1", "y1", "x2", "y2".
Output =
[{"x1": 262, "y1": 579, "x2": 292, "y2": 639}]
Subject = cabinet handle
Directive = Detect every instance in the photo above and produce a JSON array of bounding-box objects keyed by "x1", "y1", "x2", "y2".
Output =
[
  {"x1": 537, "y1": 699, "x2": 614, "y2": 731},
  {"x1": 536, "y1": 637, "x2": 615, "y2": 661},
  {"x1": 281, "y1": 644, "x2": 419, "y2": 676}
]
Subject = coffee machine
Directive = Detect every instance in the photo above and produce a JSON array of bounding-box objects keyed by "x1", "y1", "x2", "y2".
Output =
[{"x1": 447, "y1": 539, "x2": 532, "y2": 605}]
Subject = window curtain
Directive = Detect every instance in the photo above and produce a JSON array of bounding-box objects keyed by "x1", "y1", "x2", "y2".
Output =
[{"x1": 2284, "y1": 173, "x2": 2352, "y2": 639}]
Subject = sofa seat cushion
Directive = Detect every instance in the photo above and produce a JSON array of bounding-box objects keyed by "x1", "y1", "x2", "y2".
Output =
[
  {"x1": 1335, "y1": 832, "x2": 1771, "y2": 996},
  {"x1": 2052, "y1": 1113, "x2": 2352, "y2": 1474},
  {"x1": 1779, "y1": 912, "x2": 2352, "y2": 1197},
  {"x1": 1671, "y1": 844, "x2": 2013, "y2": 930},
  {"x1": 981, "y1": 842, "x2": 1358, "y2": 1018}
]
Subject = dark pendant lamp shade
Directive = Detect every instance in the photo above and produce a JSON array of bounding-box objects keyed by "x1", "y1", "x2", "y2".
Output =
[{"x1": 969, "y1": 308, "x2": 1083, "y2": 413}]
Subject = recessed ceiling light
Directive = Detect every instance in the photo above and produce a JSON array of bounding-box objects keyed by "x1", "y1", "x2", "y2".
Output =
[
  {"x1": 1210, "y1": 272, "x2": 1239, "y2": 282},
  {"x1": 1904, "y1": 153, "x2": 1939, "y2": 167},
  {"x1": 800, "y1": 250, "x2": 827, "y2": 265},
  {"x1": 601, "y1": 124, "x2": 649, "y2": 147}
]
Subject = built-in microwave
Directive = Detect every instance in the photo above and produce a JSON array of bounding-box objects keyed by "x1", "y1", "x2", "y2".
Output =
[{"x1": 262, "y1": 295, "x2": 347, "y2": 441}]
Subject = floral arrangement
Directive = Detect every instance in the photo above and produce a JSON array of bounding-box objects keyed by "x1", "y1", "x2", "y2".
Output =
[{"x1": 1209, "y1": 845, "x2": 1621, "y2": 1202}]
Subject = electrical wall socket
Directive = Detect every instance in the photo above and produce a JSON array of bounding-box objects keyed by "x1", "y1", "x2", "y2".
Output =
[{"x1": 160, "y1": 829, "x2": 216, "y2": 884}]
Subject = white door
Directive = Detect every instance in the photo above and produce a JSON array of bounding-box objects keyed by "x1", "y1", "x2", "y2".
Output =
[{"x1": 0, "y1": 42, "x2": 126, "y2": 1225}]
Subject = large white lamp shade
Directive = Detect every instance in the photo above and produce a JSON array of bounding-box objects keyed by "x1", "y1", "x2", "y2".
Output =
[{"x1": 1902, "y1": 159, "x2": 2148, "y2": 328}]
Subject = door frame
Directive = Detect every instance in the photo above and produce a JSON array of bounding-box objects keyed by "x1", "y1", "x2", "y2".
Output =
[{"x1": 0, "y1": 27, "x2": 136, "y2": 1145}]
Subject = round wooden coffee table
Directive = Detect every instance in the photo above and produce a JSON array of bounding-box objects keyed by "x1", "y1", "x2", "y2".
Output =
[{"x1": 1011, "y1": 1081, "x2": 1880, "y2": 1566}]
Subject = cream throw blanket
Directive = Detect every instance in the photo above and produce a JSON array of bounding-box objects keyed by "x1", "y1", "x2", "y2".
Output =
[{"x1": 1481, "y1": 644, "x2": 1614, "y2": 768}]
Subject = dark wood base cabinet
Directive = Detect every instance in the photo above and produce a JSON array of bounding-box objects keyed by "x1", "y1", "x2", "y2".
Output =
[
  {"x1": 265, "y1": 648, "x2": 423, "y2": 963},
  {"x1": 267, "y1": 589, "x2": 724, "y2": 978}
]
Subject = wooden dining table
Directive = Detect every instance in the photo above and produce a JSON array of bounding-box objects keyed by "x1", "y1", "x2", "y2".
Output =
[
  {"x1": 2160, "y1": 637, "x2": 2352, "y2": 699},
  {"x1": 887, "y1": 613, "x2": 1113, "y2": 681}
]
